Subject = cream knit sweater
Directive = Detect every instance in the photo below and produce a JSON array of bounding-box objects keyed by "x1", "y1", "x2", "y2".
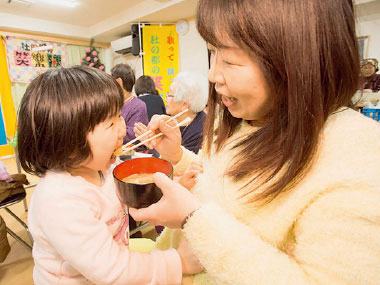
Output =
[{"x1": 156, "y1": 108, "x2": 380, "y2": 284}]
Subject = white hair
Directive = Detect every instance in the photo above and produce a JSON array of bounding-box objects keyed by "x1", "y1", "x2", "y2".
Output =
[{"x1": 171, "y1": 72, "x2": 209, "y2": 113}]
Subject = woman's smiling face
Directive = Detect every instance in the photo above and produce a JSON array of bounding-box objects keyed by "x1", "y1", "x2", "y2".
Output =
[{"x1": 208, "y1": 40, "x2": 270, "y2": 122}]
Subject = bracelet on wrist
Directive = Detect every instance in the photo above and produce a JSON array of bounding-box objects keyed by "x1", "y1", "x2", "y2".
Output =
[{"x1": 181, "y1": 209, "x2": 198, "y2": 229}]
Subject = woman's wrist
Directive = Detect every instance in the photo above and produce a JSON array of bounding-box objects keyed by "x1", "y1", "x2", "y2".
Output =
[
  {"x1": 172, "y1": 147, "x2": 183, "y2": 165},
  {"x1": 181, "y1": 206, "x2": 201, "y2": 229},
  {"x1": 163, "y1": 147, "x2": 183, "y2": 165}
]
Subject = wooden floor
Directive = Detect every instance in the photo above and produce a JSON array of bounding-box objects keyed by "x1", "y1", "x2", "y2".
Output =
[{"x1": 0, "y1": 156, "x2": 158, "y2": 284}]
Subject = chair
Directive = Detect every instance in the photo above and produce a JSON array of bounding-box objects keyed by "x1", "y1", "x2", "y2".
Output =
[
  {"x1": 130, "y1": 221, "x2": 150, "y2": 236},
  {"x1": 0, "y1": 191, "x2": 33, "y2": 250}
]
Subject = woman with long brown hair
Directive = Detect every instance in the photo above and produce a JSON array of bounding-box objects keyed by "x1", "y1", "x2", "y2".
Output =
[{"x1": 131, "y1": 0, "x2": 380, "y2": 283}]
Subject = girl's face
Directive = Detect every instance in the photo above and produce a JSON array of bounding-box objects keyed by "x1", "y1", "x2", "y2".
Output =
[
  {"x1": 84, "y1": 114, "x2": 126, "y2": 172},
  {"x1": 208, "y1": 40, "x2": 270, "y2": 121},
  {"x1": 165, "y1": 83, "x2": 188, "y2": 116}
]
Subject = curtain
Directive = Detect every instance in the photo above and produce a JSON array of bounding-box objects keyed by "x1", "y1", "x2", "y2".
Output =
[
  {"x1": 0, "y1": 36, "x2": 17, "y2": 157},
  {"x1": 10, "y1": 82, "x2": 28, "y2": 113}
]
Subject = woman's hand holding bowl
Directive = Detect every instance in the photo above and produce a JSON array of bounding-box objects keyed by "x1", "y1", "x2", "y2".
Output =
[{"x1": 129, "y1": 172, "x2": 201, "y2": 229}]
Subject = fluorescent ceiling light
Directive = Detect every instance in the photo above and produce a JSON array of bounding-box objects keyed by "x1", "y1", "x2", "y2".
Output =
[
  {"x1": 8, "y1": 0, "x2": 33, "y2": 5},
  {"x1": 11, "y1": 0, "x2": 80, "y2": 8},
  {"x1": 37, "y1": 0, "x2": 79, "y2": 8}
]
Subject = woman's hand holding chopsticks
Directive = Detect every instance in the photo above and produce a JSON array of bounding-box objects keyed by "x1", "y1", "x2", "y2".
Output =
[
  {"x1": 116, "y1": 115, "x2": 181, "y2": 164},
  {"x1": 131, "y1": 115, "x2": 183, "y2": 164}
]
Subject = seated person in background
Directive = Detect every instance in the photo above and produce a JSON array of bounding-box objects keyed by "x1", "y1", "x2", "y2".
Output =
[
  {"x1": 360, "y1": 58, "x2": 380, "y2": 92},
  {"x1": 165, "y1": 72, "x2": 208, "y2": 154},
  {"x1": 135, "y1": 72, "x2": 208, "y2": 154},
  {"x1": 111, "y1": 63, "x2": 149, "y2": 144},
  {"x1": 135, "y1": 75, "x2": 166, "y2": 120}
]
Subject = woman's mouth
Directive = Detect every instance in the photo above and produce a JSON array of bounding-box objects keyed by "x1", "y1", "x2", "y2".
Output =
[{"x1": 221, "y1": 95, "x2": 237, "y2": 107}]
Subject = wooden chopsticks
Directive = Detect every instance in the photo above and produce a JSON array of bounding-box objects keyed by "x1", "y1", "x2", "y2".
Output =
[
  {"x1": 120, "y1": 117, "x2": 191, "y2": 153},
  {"x1": 114, "y1": 109, "x2": 189, "y2": 156}
]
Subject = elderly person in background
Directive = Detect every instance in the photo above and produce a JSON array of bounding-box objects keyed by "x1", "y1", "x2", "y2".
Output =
[
  {"x1": 135, "y1": 75, "x2": 166, "y2": 121},
  {"x1": 165, "y1": 72, "x2": 208, "y2": 154},
  {"x1": 136, "y1": 72, "x2": 208, "y2": 154},
  {"x1": 111, "y1": 63, "x2": 149, "y2": 144},
  {"x1": 360, "y1": 58, "x2": 380, "y2": 92}
]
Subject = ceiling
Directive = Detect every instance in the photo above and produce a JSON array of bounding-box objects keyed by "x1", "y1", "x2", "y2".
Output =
[
  {"x1": 0, "y1": 0, "x2": 379, "y2": 44},
  {"x1": 355, "y1": 0, "x2": 380, "y2": 21},
  {"x1": 0, "y1": 0, "x2": 200, "y2": 43}
]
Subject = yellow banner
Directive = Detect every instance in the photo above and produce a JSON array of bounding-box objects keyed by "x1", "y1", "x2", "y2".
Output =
[
  {"x1": 142, "y1": 25, "x2": 178, "y2": 102},
  {"x1": 0, "y1": 36, "x2": 17, "y2": 157}
]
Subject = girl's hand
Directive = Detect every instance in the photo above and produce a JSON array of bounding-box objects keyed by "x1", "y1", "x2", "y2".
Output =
[
  {"x1": 179, "y1": 161, "x2": 203, "y2": 190},
  {"x1": 177, "y1": 236, "x2": 204, "y2": 275},
  {"x1": 136, "y1": 115, "x2": 183, "y2": 164},
  {"x1": 129, "y1": 172, "x2": 201, "y2": 229}
]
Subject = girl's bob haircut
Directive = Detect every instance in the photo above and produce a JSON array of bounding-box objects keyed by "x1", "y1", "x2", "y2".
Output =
[{"x1": 18, "y1": 65, "x2": 124, "y2": 177}]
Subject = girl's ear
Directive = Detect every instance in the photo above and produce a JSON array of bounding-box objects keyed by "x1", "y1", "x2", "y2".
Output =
[{"x1": 116, "y1": 78, "x2": 123, "y2": 88}]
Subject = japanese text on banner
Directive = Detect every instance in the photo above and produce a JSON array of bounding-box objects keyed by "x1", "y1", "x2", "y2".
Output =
[
  {"x1": 5, "y1": 36, "x2": 66, "y2": 83},
  {"x1": 142, "y1": 25, "x2": 178, "y2": 102}
]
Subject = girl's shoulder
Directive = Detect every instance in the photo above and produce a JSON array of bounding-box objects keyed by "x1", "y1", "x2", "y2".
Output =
[
  {"x1": 36, "y1": 171, "x2": 105, "y2": 198},
  {"x1": 32, "y1": 170, "x2": 115, "y2": 211}
]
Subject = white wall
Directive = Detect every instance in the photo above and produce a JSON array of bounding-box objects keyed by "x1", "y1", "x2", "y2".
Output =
[
  {"x1": 178, "y1": 19, "x2": 208, "y2": 77},
  {"x1": 357, "y1": 18, "x2": 380, "y2": 60},
  {"x1": 107, "y1": 18, "x2": 208, "y2": 84}
]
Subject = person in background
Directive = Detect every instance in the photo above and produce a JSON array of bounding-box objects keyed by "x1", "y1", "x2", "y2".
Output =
[
  {"x1": 166, "y1": 72, "x2": 208, "y2": 154},
  {"x1": 17, "y1": 66, "x2": 201, "y2": 284},
  {"x1": 135, "y1": 75, "x2": 166, "y2": 120},
  {"x1": 111, "y1": 63, "x2": 149, "y2": 144},
  {"x1": 136, "y1": 72, "x2": 208, "y2": 154},
  {"x1": 130, "y1": 0, "x2": 380, "y2": 284},
  {"x1": 360, "y1": 58, "x2": 380, "y2": 92}
]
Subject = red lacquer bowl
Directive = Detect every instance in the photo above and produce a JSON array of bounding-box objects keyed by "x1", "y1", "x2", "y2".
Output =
[{"x1": 113, "y1": 157, "x2": 173, "y2": 208}]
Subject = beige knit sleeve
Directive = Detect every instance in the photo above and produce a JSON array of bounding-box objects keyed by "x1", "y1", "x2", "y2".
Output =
[{"x1": 184, "y1": 186, "x2": 380, "y2": 284}]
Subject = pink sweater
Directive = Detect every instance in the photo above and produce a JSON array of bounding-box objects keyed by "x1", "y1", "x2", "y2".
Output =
[{"x1": 28, "y1": 170, "x2": 181, "y2": 284}]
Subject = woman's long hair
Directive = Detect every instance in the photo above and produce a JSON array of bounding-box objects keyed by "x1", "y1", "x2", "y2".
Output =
[{"x1": 197, "y1": 0, "x2": 360, "y2": 202}]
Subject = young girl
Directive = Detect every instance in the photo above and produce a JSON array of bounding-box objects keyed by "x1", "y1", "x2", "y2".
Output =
[
  {"x1": 17, "y1": 66, "x2": 200, "y2": 284},
  {"x1": 131, "y1": 0, "x2": 380, "y2": 284}
]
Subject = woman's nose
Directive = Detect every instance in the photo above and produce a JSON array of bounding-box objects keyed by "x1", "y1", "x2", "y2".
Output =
[{"x1": 208, "y1": 51, "x2": 223, "y2": 85}]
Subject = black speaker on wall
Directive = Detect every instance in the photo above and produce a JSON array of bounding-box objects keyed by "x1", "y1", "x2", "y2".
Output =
[{"x1": 131, "y1": 24, "x2": 140, "y2": 56}]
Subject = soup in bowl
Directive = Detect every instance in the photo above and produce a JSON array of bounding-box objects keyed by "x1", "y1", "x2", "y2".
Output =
[{"x1": 113, "y1": 157, "x2": 173, "y2": 208}]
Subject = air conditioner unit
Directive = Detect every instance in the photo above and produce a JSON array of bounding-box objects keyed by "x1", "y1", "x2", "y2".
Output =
[{"x1": 111, "y1": 35, "x2": 133, "y2": 55}]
